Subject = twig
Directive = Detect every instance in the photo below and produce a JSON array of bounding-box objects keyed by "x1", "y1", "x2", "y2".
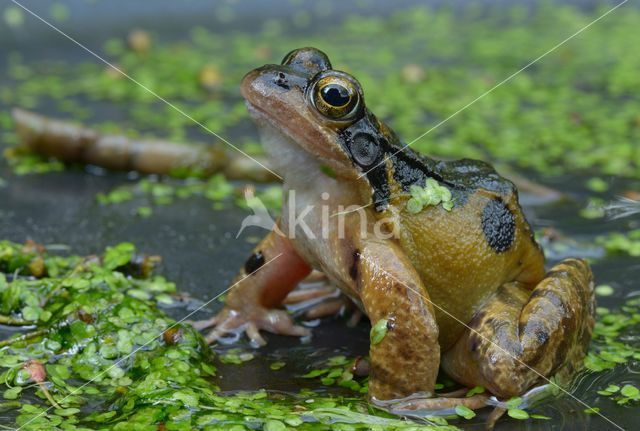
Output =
[
  {"x1": 0, "y1": 314, "x2": 33, "y2": 326},
  {"x1": 0, "y1": 328, "x2": 48, "y2": 347}
]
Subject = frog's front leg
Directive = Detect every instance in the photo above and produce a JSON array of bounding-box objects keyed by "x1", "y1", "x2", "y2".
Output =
[
  {"x1": 441, "y1": 258, "x2": 595, "y2": 398},
  {"x1": 193, "y1": 228, "x2": 312, "y2": 346},
  {"x1": 355, "y1": 237, "x2": 440, "y2": 400}
]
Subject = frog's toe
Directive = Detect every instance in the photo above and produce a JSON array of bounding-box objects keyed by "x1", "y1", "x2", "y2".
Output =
[
  {"x1": 264, "y1": 309, "x2": 311, "y2": 338},
  {"x1": 199, "y1": 309, "x2": 250, "y2": 344},
  {"x1": 302, "y1": 299, "x2": 363, "y2": 325},
  {"x1": 198, "y1": 307, "x2": 310, "y2": 346},
  {"x1": 284, "y1": 286, "x2": 361, "y2": 323},
  {"x1": 189, "y1": 315, "x2": 220, "y2": 331},
  {"x1": 283, "y1": 285, "x2": 338, "y2": 304},
  {"x1": 202, "y1": 319, "x2": 267, "y2": 346},
  {"x1": 375, "y1": 392, "x2": 490, "y2": 413}
]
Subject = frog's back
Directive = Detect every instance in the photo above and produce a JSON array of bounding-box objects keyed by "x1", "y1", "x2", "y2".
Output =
[{"x1": 384, "y1": 149, "x2": 545, "y2": 349}]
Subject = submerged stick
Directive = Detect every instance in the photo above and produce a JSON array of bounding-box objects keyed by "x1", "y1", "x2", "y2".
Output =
[
  {"x1": 11, "y1": 108, "x2": 276, "y2": 182},
  {"x1": 0, "y1": 328, "x2": 48, "y2": 347},
  {"x1": 12, "y1": 109, "x2": 561, "y2": 199},
  {"x1": 0, "y1": 315, "x2": 32, "y2": 326}
]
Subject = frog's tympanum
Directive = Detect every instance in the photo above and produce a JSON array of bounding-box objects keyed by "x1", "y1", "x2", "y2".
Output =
[{"x1": 195, "y1": 48, "x2": 595, "y2": 411}]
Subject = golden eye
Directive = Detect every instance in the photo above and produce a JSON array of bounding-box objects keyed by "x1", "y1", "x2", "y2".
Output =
[{"x1": 311, "y1": 74, "x2": 361, "y2": 121}]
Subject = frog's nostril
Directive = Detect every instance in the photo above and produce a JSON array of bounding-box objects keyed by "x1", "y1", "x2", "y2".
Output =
[{"x1": 275, "y1": 72, "x2": 290, "y2": 90}]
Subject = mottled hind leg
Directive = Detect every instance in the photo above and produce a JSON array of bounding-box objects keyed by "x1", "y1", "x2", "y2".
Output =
[
  {"x1": 355, "y1": 237, "x2": 440, "y2": 400},
  {"x1": 442, "y1": 259, "x2": 595, "y2": 398}
]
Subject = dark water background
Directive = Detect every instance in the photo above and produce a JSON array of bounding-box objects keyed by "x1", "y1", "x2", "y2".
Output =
[{"x1": 1, "y1": 1, "x2": 638, "y2": 430}]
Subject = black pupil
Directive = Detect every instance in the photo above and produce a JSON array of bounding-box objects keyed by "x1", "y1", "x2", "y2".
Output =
[{"x1": 321, "y1": 84, "x2": 350, "y2": 107}]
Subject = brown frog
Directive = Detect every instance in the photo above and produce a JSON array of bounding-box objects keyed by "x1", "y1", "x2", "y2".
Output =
[{"x1": 194, "y1": 47, "x2": 595, "y2": 411}]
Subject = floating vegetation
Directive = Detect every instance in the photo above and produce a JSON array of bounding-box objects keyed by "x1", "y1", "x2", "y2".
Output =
[
  {"x1": 584, "y1": 297, "x2": 640, "y2": 373},
  {"x1": 597, "y1": 384, "x2": 640, "y2": 406},
  {"x1": 218, "y1": 348, "x2": 255, "y2": 365},
  {"x1": 96, "y1": 175, "x2": 234, "y2": 207},
  {"x1": 595, "y1": 229, "x2": 640, "y2": 257},
  {"x1": 2, "y1": 4, "x2": 640, "y2": 180},
  {"x1": 3, "y1": 147, "x2": 65, "y2": 176},
  {"x1": 0, "y1": 241, "x2": 454, "y2": 430},
  {"x1": 302, "y1": 355, "x2": 368, "y2": 395},
  {"x1": 95, "y1": 175, "x2": 282, "y2": 215},
  {"x1": 406, "y1": 179, "x2": 453, "y2": 214}
]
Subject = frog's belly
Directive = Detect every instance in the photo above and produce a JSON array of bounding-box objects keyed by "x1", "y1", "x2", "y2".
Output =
[{"x1": 280, "y1": 178, "x2": 365, "y2": 299}]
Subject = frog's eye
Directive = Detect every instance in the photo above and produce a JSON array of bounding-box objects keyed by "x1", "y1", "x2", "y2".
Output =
[{"x1": 310, "y1": 74, "x2": 362, "y2": 121}]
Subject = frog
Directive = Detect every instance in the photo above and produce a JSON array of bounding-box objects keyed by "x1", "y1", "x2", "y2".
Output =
[{"x1": 193, "y1": 47, "x2": 595, "y2": 410}]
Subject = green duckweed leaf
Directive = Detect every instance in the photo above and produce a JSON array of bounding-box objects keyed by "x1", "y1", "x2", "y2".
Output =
[
  {"x1": 455, "y1": 405, "x2": 476, "y2": 419},
  {"x1": 370, "y1": 318, "x2": 388, "y2": 345}
]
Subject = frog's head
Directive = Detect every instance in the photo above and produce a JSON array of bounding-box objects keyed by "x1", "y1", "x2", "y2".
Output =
[{"x1": 241, "y1": 47, "x2": 395, "y2": 184}]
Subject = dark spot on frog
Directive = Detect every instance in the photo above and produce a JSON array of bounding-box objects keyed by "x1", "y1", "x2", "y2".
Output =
[
  {"x1": 481, "y1": 197, "x2": 515, "y2": 253},
  {"x1": 244, "y1": 251, "x2": 265, "y2": 274},
  {"x1": 349, "y1": 249, "x2": 360, "y2": 281},
  {"x1": 275, "y1": 72, "x2": 289, "y2": 90}
]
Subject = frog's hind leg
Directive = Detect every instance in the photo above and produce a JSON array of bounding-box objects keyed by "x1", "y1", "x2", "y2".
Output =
[{"x1": 441, "y1": 258, "x2": 595, "y2": 398}]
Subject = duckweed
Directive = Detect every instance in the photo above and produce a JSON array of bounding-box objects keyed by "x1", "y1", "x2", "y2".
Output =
[
  {"x1": 596, "y1": 230, "x2": 640, "y2": 257},
  {"x1": 464, "y1": 386, "x2": 485, "y2": 397},
  {"x1": 506, "y1": 409, "x2": 529, "y2": 420},
  {"x1": 453, "y1": 405, "x2": 474, "y2": 420},
  {"x1": 597, "y1": 383, "x2": 640, "y2": 406},
  {"x1": 0, "y1": 236, "x2": 637, "y2": 428},
  {"x1": 370, "y1": 318, "x2": 389, "y2": 345},
  {"x1": 96, "y1": 174, "x2": 235, "y2": 208},
  {"x1": 302, "y1": 355, "x2": 368, "y2": 394},
  {"x1": 2, "y1": 4, "x2": 640, "y2": 181},
  {"x1": 584, "y1": 297, "x2": 640, "y2": 372},
  {"x1": 0, "y1": 240, "x2": 452, "y2": 430},
  {"x1": 270, "y1": 361, "x2": 286, "y2": 371},
  {"x1": 219, "y1": 348, "x2": 255, "y2": 364},
  {"x1": 594, "y1": 284, "x2": 614, "y2": 297},
  {"x1": 406, "y1": 179, "x2": 453, "y2": 214},
  {"x1": 4, "y1": 149, "x2": 65, "y2": 176}
]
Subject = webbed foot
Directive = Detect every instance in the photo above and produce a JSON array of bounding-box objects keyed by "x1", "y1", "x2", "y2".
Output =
[
  {"x1": 375, "y1": 392, "x2": 490, "y2": 412},
  {"x1": 192, "y1": 306, "x2": 310, "y2": 346},
  {"x1": 284, "y1": 285, "x2": 362, "y2": 324}
]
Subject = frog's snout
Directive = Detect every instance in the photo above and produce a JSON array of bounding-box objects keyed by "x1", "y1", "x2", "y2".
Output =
[
  {"x1": 241, "y1": 66, "x2": 292, "y2": 103},
  {"x1": 239, "y1": 67, "x2": 266, "y2": 103}
]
